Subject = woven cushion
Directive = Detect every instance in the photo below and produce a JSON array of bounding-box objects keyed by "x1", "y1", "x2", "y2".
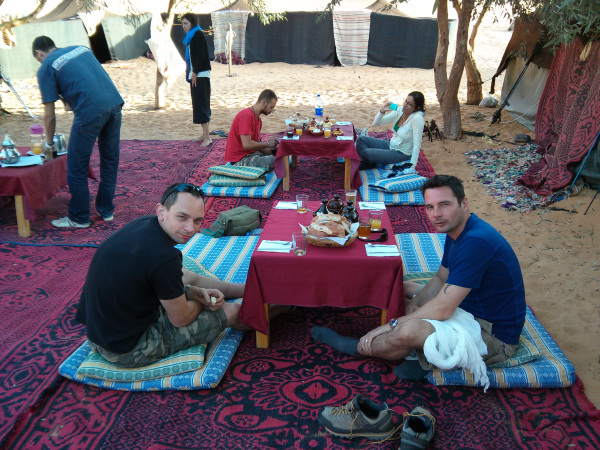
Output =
[
  {"x1": 359, "y1": 167, "x2": 424, "y2": 205},
  {"x1": 202, "y1": 171, "x2": 281, "y2": 198},
  {"x1": 395, "y1": 233, "x2": 446, "y2": 274},
  {"x1": 76, "y1": 344, "x2": 207, "y2": 382},
  {"x1": 208, "y1": 165, "x2": 267, "y2": 180},
  {"x1": 209, "y1": 174, "x2": 266, "y2": 187},
  {"x1": 369, "y1": 174, "x2": 428, "y2": 193},
  {"x1": 59, "y1": 236, "x2": 259, "y2": 391}
]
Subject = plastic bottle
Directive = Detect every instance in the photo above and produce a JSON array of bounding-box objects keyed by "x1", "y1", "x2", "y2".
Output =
[
  {"x1": 30, "y1": 125, "x2": 44, "y2": 155},
  {"x1": 315, "y1": 94, "x2": 324, "y2": 124}
]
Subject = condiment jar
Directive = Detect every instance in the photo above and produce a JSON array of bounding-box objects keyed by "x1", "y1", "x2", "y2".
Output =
[
  {"x1": 30, "y1": 125, "x2": 44, "y2": 156},
  {"x1": 341, "y1": 201, "x2": 359, "y2": 223},
  {"x1": 327, "y1": 195, "x2": 344, "y2": 215}
]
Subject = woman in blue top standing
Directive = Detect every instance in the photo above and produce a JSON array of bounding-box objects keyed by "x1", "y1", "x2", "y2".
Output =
[
  {"x1": 356, "y1": 91, "x2": 426, "y2": 172},
  {"x1": 182, "y1": 13, "x2": 212, "y2": 147}
]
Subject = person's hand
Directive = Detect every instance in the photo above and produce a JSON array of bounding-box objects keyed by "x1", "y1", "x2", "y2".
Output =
[
  {"x1": 191, "y1": 73, "x2": 197, "y2": 87},
  {"x1": 401, "y1": 167, "x2": 416, "y2": 175},
  {"x1": 188, "y1": 286, "x2": 225, "y2": 311},
  {"x1": 357, "y1": 324, "x2": 393, "y2": 355},
  {"x1": 267, "y1": 139, "x2": 278, "y2": 149},
  {"x1": 380, "y1": 101, "x2": 392, "y2": 114}
]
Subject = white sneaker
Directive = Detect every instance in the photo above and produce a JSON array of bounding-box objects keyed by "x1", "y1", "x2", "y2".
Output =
[
  {"x1": 360, "y1": 127, "x2": 369, "y2": 137},
  {"x1": 51, "y1": 217, "x2": 90, "y2": 228},
  {"x1": 102, "y1": 214, "x2": 114, "y2": 221}
]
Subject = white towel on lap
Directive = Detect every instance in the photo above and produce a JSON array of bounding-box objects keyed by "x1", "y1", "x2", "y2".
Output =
[{"x1": 423, "y1": 308, "x2": 490, "y2": 391}]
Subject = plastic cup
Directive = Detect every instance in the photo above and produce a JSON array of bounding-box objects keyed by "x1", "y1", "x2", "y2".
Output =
[
  {"x1": 292, "y1": 232, "x2": 307, "y2": 256},
  {"x1": 358, "y1": 217, "x2": 371, "y2": 239},
  {"x1": 369, "y1": 210, "x2": 383, "y2": 231},
  {"x1": 296, "y1": 126, "x2": 303, "y2": 136},
  {"x1": 296, "y1": 194, "x2": 309, "y2": 214}
]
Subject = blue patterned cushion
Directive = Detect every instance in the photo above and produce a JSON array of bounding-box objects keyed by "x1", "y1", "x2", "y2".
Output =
[
  {"x1": 359, "y1": 167, "x2": 424, "y2": 205},
  {"x1": 395, "y1": 233, "x2": 446, "y2": 273},
  {"x1": 59, "y1": 236, "x2": 259, "y2": 391},
  {"x1": 369, "y1": 174, "x2": 428, "y2": 193},
  {"x1": 209, "y1": 174, "x2": 266, "y2": 187},
  {"x1": 208, "y1": 165, "x2": 267, "y2": 180},
  {"x1": 202, "y1": 171, "x2": 281, "y2": 198}
]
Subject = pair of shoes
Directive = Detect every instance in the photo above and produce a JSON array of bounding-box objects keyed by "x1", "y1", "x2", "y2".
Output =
[
  {"x1": 318, "y1": 394, "x2": 395, "y2": 441},
  {"x1": 51, "y1": 217, "x2": 90, "y2": 228},
  {"x1": 394, "y1": 360, "x2": 429, "y2": 381},
  {"x1": 102, "y1": 214, "x2": 114, "y2": 221},
  {"x1": 209, "y1": 130, "x2": 228, "y2": 137},
  {"x1": 400, "y1": 406, "x2": 435, "y2": 449}
]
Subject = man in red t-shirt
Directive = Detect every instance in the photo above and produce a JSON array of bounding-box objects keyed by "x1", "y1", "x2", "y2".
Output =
[{"x1": 224, "y1": 89, "x2": 279, "y2": 170}]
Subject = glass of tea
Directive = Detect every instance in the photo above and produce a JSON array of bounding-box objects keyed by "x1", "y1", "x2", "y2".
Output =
[
  {"x1": 292, "y1": 233, "x2": 307, "y2": 256},
  {"x1": 296, "y1": 194, "x2": 309, "y2": 214},
  {"x1": 358, "y1": 217, "x2": 371, "y2": 239},
  {"x1": 286, "y1": 126, "x2": 294, "y2": 138}
]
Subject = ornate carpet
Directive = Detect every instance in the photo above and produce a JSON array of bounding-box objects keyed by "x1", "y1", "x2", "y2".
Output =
[{"x1": 1, "y1": 138, "x2": 599, "y2": 448}]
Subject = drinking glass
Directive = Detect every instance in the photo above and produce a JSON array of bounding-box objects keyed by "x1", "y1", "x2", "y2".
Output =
[
  {"x1": 286, "y1": 126, "x2": 294, "y2": 138},
  {"x1": 295, "y1": 125, "x2": 303, "y2": 136},
  {"x1": 358, "y1": 217, "x2": 371, "y2": 239},
  {"x1": 369, "y1": 210, "x2": 383, "y2": 231},
  {"x1": 296, "y1": 194, "x2": 309, "y2": 214},
  {"x1": 345, "y1": 189, "x2": 357, "y2": 205},
  {"x1": 323, "y1": 127, "x2": 331, "y2": 138},
  {"x1": 292, "y1": 233, "x2": 307, "y2": 256}
]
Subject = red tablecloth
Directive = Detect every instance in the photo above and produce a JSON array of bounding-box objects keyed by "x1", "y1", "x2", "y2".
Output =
[
  {"x1": 0, "y1": 148, "x2": 95, "y2": 220},
  {"x1": 240, "y1": 202, "x2": 404, "y2": 334},
  {"x1": 273, "y1": 123, "x2": 362, "y2": 189}
]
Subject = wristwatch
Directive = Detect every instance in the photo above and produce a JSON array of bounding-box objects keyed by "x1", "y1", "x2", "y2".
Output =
[
  {"x1": 389, "y1": 318, "x2": 398, "y2": 329},
  {"x1": 184, "y1": 284, "x2": 191, "y2": 300}
]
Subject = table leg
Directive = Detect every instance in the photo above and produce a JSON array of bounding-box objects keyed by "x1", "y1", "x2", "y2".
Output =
[
  {"x1": 380, "y1": 309, "x2": 388, "y2": 326},
  {"x1": 291, "y1": 156, "x2": 298, "y2": 168},
  {"x1": 283, "y1": 155, "x2": 290, "y2": 191},
  {"x1": 15, "y1": 195, "x2": 31, "y2": 238},
  {"x1": 256, "y1": 303, "x2": 271, "y2": 348},
  {"x1": 344, "y1": 158, "x2": 351, "y2": 190}
]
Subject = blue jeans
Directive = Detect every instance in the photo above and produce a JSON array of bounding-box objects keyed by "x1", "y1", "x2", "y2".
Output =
[
  {"x1": 355, "y1": 136, "x2": 410, "y2": 165},
  {"x1": 67, "y1": 105, "x2": 122, "y2": 224}
]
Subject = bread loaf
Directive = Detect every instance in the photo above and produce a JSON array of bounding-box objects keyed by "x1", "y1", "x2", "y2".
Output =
[{"x1": 307, "y1": 214, "x2": 351, "y2": 238}]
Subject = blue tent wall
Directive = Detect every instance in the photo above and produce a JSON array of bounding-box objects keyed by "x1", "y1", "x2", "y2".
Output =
[
  {"x1": 367, "y1": 14, "x2": 438, "y2": 69},
  {"x1": 244, "y1": 12, "x2": 335, "y2": 65}
]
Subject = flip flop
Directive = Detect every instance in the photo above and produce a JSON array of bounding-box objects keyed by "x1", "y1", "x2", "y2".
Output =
[{"x1": 209, "y1": 130, "x2": 228, "y2": 137}]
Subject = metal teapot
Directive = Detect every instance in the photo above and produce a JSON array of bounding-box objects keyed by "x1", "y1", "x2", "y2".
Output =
[{"x1": 1, "y1": 135, "x2": 20, "y2": 164}]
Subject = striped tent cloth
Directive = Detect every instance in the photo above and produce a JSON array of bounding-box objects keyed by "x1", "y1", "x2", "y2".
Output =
[
  {"x1": 332, "y1": 10, "x2": 371, "y2": 66},
  {"x1": 211, "y1": 11, "x2": 250, "y2": 60}
]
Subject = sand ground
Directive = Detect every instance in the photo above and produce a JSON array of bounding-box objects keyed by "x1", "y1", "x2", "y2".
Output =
[{"x1": 1, "y1": 23, "x2": 599, "y2": 408}]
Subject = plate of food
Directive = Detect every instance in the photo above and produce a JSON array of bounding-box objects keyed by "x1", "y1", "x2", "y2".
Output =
[
  {"x1": 305, "y1": 214, "x2": 358, "y2": 248},
  {"x1": 308, "y1": 127, "x2": 324, "y2": 136},
  {"x1": 286, "y1": 113, "x2": 309, "y2": 128}
]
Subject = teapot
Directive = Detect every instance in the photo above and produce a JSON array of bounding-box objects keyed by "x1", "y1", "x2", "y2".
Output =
[
  {"x1": 1, "y1": 135, "x2": 20, "y2": 164},
  {"x1": 327, "y1": 195, "x2": 344, "y2": 215}
]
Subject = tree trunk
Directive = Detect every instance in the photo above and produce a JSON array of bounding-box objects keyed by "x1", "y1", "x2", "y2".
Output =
[
  {"x1": 435, "y1": 0, "x2": 474, "y2": 140},
  {"x1": 465, "y1": 49, "x2": 483, "y2": 105},
  {"x1": 0, "y1": 0, "x2": 47, "y2": 31}
]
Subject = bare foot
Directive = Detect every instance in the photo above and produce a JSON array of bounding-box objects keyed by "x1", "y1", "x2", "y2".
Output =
[{"x1": 200, "y1": 138, "x2": 213, "y2": 147}]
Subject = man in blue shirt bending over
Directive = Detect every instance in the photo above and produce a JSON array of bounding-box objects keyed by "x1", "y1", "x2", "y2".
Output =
[
  {"x1": 312, "y1": 174, "x2": 526, "y2": 380},
  {"x1": 33, "y1": 36, "x2": 124, "y2": 228}
]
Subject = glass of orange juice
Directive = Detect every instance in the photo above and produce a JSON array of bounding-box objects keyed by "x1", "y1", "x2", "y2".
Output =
[
  {"x1": 31, "y1": 141, "x2": 43, "y2": 155},
  {"x1": 296, "y1": 125, "x2": 303, "y2": 136},
  {"x1": 323, "y1": 127, "x2": 331, "y2": 138},
  {"x1": 369, "y1": 210, "x2": 383, "y2": 231}
]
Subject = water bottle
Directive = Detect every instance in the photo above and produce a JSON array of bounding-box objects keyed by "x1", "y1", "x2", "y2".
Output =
[{"x1": 315, "y1": 94, "x2": 324, "y2": 124}]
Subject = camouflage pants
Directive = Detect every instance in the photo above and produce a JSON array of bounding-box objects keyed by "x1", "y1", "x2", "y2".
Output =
[
  {"x1": 89, "y1": 307, "x2": 227, "y2": 368},
  {"x1": 234, "y1": 151, "x2": 275, "y2": 170}
]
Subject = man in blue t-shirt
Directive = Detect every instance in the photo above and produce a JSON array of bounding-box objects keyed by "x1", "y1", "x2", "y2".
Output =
[
  {"x1": 312, "y1": 175, "x2": 526, "y2": 380},
  {"x1": 33, "y1": 36, "x2": 124, "y2": 228}
]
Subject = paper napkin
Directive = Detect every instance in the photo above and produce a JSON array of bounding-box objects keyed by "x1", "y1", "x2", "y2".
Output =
[
  {"x1": 274, "y1": 202, "x2": 298, "y2": 210},
  {"x1": 282, "y1": 135, "x2": 300, "y2": 140},
  {"x1": 336, "y1": 136, "x2": 354, "y2": 141},
  {"x1": 336, "y1": 121, "x2": 352, "y2": 126},
  {"x1": 366, "y1": 244, "x2": 400, "y2": 257},
  {"x1": 358, "y1": 202, "x2": 386, "y2": 210},
  {"x1": 257, "y1": 240, "x2": 292, "y2": 253}
]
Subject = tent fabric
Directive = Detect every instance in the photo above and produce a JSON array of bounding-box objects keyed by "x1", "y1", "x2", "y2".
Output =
[
  {"x1": 211, "y1": 11, "x2": 249, "y2": 60},
  {"x1": 332, "y1": 10, "x2": 371, "y2": 66},
  {"x1": 366, "y1": 0, "x2": 409, "y2": 16},
  {"x1": 520, "y1": 39, "x2": 600, "y2": 195},
  {"x1": 245, "y1": 12, "x2": 335, "y2": 65},
  {"x1": 501, "y1": 57, "x2": 549, "y2": 132},
  {"x1": 367, "y1": 14, "x2": 438, "y2": 69},
  {"x1": 101, "y1": 14, "x2": 152, "y2": 61}
]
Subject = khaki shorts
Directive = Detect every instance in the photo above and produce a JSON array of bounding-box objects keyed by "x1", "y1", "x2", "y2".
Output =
[
  {"x1": 89, "y1": 307, "x2": 228, "y2": 368},
  {"x1": 417, "y1": 317, "x2": 517, "y2": 371},
  {"x1": 234, "y1": 151, "x2": 275, "y2": 170}
]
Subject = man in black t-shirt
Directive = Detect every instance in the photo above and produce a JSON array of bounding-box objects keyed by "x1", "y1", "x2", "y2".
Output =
[{"x1": 76, "y1": 183, "x2": 249, "y2": 368}]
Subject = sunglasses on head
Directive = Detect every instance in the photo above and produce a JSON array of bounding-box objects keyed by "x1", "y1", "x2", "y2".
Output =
[{"x1": 161, "y1": 183, "x2": 204, "y2": 203}]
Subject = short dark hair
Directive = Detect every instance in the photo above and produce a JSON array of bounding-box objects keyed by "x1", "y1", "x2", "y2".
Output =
[
  {"x1": 258, "y1": 89, "x2": 277, "y2": 103},
  {"x1": 32, "y1": 36, "x2": 56, "y2": 57},
  {"x1": 181, "y1": 13, "x2": 198, "y2": 27},
  {"x1": 421, "y1": 175, "x2": 465, "y2": 204},
  {"x1": 160, "y1": 183, "x2": 204, "y2": 210},
  {"x1": 408, "y1": 91, "x2": 425, "y2": 113}
]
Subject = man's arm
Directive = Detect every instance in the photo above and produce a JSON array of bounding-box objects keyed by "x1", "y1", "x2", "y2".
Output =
[
  {"x1": 182, "y1": 268, "x2": 245, "y2": 299},
  {"x1": 43, "y1": 102, "x2": 56, "y2": 146},
  {"x1": 408, "y1": 265, "x2": 449, "y2": 311},
  {"x1": 240, "y1": 134, "x2": 277, "y2": 155},
  {"x1": 400, "y1": 283, "x2": 471, "y2": 324},
  {"x1": 159, "y1": 287, "x2": 225, "y2": 327}
]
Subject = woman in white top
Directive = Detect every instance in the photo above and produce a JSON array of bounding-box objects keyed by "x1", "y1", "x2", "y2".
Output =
[{"x1": 356, "y1": 91, "x2": 425, "y2": 171}]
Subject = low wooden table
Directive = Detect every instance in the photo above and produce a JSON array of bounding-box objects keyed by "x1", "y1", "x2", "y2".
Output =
[
  {"x1": 239, "y1": 201, "x2": 404, "y2": 348},
  {"x1": 273, "y1": 123, "x2": 362, "y2": 191},
  {"x1": 0, "y1": 149, "x2": 95, "y2": 237}
]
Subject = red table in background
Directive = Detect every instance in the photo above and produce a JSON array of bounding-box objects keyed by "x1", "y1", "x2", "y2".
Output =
[
  {"x1": 240, "y1": 201, "x2": 404, "y2": 348},
  {"x1": 273, "y1": 123, "x2": 361, "y2": 191},
  {"x1": 0, "y1": 148, "x2": 95, "y2": 237}
]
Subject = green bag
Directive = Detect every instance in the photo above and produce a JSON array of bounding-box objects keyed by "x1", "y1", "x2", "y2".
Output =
[{"x1": 200, "y1": 206, "x2": 262, "y2": 238}]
